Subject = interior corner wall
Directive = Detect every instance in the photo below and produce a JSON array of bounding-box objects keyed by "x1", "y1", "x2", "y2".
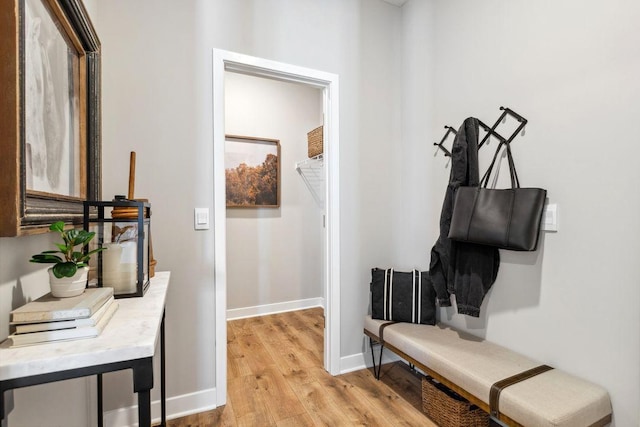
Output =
[
  {"x1": 401, "y1": 1, "x2": 640, "y2": 425},
  {"x1": 224, "y1": 72, "x2": 323, "y2": 313}
]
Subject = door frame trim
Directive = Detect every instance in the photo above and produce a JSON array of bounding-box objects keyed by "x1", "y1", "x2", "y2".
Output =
[{"x1": 212, "y1": 49, "x2": 341, "y2": 405}]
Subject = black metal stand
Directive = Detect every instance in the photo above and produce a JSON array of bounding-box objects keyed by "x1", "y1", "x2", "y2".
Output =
[{"x1": 1, "y1": 309, "x2": 166, "y2": 427}]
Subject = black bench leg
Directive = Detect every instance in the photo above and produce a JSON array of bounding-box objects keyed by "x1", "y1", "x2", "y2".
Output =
[{"x1": 369, "y1": 337, "x2": 384, "y2": 380}]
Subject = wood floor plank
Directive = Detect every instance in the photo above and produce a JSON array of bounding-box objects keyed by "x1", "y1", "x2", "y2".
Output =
[
  {"x1": 291, "y1": 308, "x2": 324, "y2": 343},
  {"x1": 278, "y1": 366, "x2": 316, "y2": 386},
  {"x1": 286, "y1": 310, "x2": 324, "y2": 356},
  {"x1": 268, "y1": 313, "x2": 323, "y2": 366},
  {"x1": 378, "y1": 362, "x2": 424, "y2": 411},
  {"x1": 227, "y1": 351, "x2": 253, "y2": 380},
  {"x1": 229, "y1": 316, "x2": 267, "y2": 336},
  {"x1": 275, "y1": 412, "x2": 316, "y2": 427},
  {"x1": 167, "y1": 310, "x2": 437, "y2": 426},
  {"x1": 292, "y1": 380, "x2": 352, "y2": 426},
  {"x1": 308, "y1": 366, "x2": 389, "y2": 427},
  {"x1": 165, "y1": 413, "x2": 199, "y2": 427},
  {"x1": 227, "y1": 373, "x2": 276, "y2": 427},
  {"x1": 255, "y1": 365, "x2": 307, "y2": 421},
  {"x1": 228, "y1": 330, "x2": 277, "y2": 375},
  {"x1": 341, "y1": 368, "x2": 435, "y2": 426},
  {"x1": 208, "y1": 398, "x2": 237, "y2": 427},
  {"x1": 253, "y1": 315, "x2": 319, "y2": 371}
]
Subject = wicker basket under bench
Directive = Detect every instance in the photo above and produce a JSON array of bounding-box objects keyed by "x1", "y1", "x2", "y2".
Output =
[
  {"x1": 422, "y1": 375, "x2": 489, "y2": 427},
  {"x1": 364, "y1": 316, "x2": 612, "y2": 427}
]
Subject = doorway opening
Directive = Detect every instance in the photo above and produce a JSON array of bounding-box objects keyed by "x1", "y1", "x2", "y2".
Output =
[{"x1": 212, "y1": 49, "x2": 341, "y2": 406}]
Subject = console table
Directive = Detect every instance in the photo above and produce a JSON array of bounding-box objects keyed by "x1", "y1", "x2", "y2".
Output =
[{"x1": 0, "y1": 271, "x2": 170, "y2": 427}]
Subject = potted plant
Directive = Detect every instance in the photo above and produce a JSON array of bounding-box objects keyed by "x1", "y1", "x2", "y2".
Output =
[{"x1": 30, "y1": 221, "x2": 106, "y2": 298}]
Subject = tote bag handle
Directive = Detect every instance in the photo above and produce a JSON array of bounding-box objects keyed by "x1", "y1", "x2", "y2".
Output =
[{"x1": 480, "y1": 142, "x2": 520, "y2": 189}]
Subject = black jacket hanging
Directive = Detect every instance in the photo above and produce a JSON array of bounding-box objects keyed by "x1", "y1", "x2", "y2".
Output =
[{"x1": 429, "y1": 117, "x2": 500, "y2": 317}]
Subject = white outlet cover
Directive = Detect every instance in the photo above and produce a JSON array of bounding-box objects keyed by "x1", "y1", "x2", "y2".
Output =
[{"x1": 542, "y1": 203, "x2": 558, "y2": 232}]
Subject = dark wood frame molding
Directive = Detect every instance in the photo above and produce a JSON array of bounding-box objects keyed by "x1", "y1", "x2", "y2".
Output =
[{"x1": 0, "y1": 0, "x2": 101, "y2": 237}]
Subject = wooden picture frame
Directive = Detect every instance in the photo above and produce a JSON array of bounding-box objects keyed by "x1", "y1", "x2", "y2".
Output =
[
  {"x1": 225, "y1": 135, "x2": 281, "y2": 208},
  {"x1": 0, "y1": 0, "x2": 101, "y2": 237}
]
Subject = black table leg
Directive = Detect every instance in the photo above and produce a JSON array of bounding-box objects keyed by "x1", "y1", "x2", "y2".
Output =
[
  {"x1": 137, "y1": 389, "x2": 151, "y2": 426},
  {"x1": 0, "y1": 384, "x2": 6, "y2": 424},
  {"x1": 97, "y1": 373, "x2": 103, "y2": 427},
  {"x1": 160, "y1": 309, "x2": 166, "y2": 427},
  {"x1": 132, "y1": 357, "x2": 154, "y2": 427}
]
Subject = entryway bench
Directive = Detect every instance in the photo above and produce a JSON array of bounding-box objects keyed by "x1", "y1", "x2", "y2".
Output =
[{"x1": 364, "y1": 316, "x2": 612, "y2": 427}]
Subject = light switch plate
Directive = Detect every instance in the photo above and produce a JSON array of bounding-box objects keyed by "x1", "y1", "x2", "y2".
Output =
[
  {"x1": 542, "y1": 203, "x2": 558, "y2": 232},
  {"x1": 194, "y1": 208, "x2": 210, "y2": 230}
]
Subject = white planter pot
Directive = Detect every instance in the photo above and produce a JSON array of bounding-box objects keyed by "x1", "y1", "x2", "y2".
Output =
[{"x1": 48, "y1": 266, "x2": 89, "y2": 298}]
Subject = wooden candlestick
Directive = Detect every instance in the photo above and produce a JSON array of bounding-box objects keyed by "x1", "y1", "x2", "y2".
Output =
[{"x1": 128, "y1": 151, "x2": 136, "y2": 200}]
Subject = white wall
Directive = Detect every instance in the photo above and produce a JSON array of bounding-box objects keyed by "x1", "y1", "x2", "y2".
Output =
[
  {"x1": 392, "y1": 0, "x2": 436, "y2": 267},
  {"x1": 400, "y1": 1, "x2": 640, "y2": 426},
  {"x1": 224, "y1": 72, "x2": 323, "y2": 313},
  {"x1": 95, "y1": 0, "x2": 402, "y2": 423}
]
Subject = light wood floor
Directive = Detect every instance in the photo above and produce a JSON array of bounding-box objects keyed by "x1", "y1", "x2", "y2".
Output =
[{"x1": 164, "y1": 308, "x2": 436, "y2": 426}]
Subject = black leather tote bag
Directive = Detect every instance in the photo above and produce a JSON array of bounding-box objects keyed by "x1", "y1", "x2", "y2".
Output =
[{"x1": 448, "y1": 142, "x2": 546, "y2": 251}]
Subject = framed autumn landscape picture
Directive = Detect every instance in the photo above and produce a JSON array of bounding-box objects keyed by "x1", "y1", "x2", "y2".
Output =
[{"x1": 225, "y1": 135, "x2": 280, "y2": 208}]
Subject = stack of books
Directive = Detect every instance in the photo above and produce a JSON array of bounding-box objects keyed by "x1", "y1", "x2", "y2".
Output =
[{"x1": 8, "y1": 287, "x2": 118, "y2": 347}]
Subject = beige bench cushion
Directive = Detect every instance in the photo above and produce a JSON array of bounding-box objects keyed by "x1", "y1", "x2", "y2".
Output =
[{"x1": 364, "y1": 316, "x2": 612, "y2": 427}]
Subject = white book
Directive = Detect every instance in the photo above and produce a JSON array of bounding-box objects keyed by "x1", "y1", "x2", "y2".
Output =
[
  {"x1": 8, "y1": 301, "x2": 119, "y2": 347},
  {"x1": 10, "y1": 287, "x2": 114, "y2": 324},
  {"x1": 12, "y1": 296, "x2": 116, "y2": 334}
]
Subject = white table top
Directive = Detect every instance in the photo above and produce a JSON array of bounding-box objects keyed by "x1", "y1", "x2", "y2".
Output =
[{"x1": 0, "y1": 272, "x2": 170, "y2": 381}]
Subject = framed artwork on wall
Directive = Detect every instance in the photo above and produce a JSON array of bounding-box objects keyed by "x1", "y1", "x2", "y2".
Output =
[
  {"x1": 225, "y1": 135, "x2": 281, "y2": 208},
  {"x1": 0, "y1": 0, "x2": 101, "y2": 237}
]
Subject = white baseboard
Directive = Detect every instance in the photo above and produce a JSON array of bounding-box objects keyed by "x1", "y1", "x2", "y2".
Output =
[
  {"x1": 340, "y1": 349, "x2": 402, "y2": 374},
  {"x1": 104, "y1": 387, "x2": 216, "y2": 427},
  {"x1": 226, "y1": 297, "x2": 324, "y2": 320}
]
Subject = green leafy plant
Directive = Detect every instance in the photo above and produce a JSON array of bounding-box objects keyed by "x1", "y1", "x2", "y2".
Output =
[{"x1": 30, "y1": 221, "x2": 106, "y2": 279}]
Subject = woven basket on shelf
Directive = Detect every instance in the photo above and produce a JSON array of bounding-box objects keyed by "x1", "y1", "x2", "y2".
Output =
[
  {"x1": 422, "y1": 376, "x2": 490, "y2": 427},
  {"x1": 307, "y1": 126, "x2": 323, "y2": 157}
]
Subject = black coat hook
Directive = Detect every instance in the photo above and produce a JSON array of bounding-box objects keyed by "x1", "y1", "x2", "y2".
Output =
[
  {"x1": 479, "y1": 107, "x2": 528, "y2": 149},
  {"x1": 433, "y1": 125, "x2": 456, "y2": 157},
  {"x1": 433, "y1": 107, "x2": 529, "y2": 165}
]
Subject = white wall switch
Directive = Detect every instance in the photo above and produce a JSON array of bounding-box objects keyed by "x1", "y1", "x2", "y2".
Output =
[
  {"x1": 194, "y1": 208, "x2": 210, "y2": 230},
  {"x1": 542, "y1": 203, "x2": 558, "y2": 232}
]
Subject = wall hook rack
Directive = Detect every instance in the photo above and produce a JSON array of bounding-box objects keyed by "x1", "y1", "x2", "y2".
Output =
[
  {"x1": 478, "y1": 119, "x2": 507, "y2": 146},
  {"x1": 433, "y1": 106, "x2": 528, "y2": 159},
  {"x1": 433, "y1": 125, "x2": 457, "y2": 157},
  {"x1": 479, "y1": 106, "x2": 528, "y2": 149}
]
